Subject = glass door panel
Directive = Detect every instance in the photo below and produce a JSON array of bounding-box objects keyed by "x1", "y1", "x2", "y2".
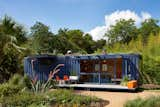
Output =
[
  {"x1": 79, "y1": 74, "x2": 99, "y2": 83},
  {"x1": 100, "y1": 74, "x2": 112, "y2": 83}
]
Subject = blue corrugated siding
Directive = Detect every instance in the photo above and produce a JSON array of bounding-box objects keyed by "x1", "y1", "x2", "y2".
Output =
[{"x1": 24, "y1": 54, "x2": 141, "y2": 82}]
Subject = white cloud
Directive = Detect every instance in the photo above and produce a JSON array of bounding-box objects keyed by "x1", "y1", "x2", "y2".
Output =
[
  {"x1": 141, "y1": 12, "x2": 151, "y2": 22},
  {"x1": 88, "y1": 10, "x2": 152, "y2": 41},
  {"x1": 88, "y1": 26, "x2": 107, "y2": 41}
]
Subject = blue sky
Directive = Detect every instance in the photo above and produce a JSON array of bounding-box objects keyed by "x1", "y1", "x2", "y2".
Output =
[{"x1": 0, "y1": 0, "x2": 160, "y2": 40}]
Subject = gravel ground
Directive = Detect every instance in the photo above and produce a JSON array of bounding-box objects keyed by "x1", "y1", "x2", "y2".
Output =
[{"x1": 75, "y1": 90, "x2": 160, "y2": 107}]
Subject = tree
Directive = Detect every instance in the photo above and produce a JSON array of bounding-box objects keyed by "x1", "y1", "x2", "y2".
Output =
[
  {"x1": 30, "y1": 22, "x2": 54, "y2": 54},
  {"x1": 139, "y1": 18, "x2": 160, "y2": 44},
  {"x1": 105, "y1": 19, "x2": 138, "y2": 44},
  {"x1": 0, "y1": 16, "x2": 27, "y2": 82},
  {"x1": 66, "y1": 30, "x2": 85, "y2": 48},
  {"x1": 83, "y1": 33, "x2": 95, "y2": 53},
  {"x1": 57, "y1": 29, "x2": 106, "y2": 54},
  {"x1": 56, "y1": 28, "x2": 84, "y2": 54},
  {"x1": 0, "y1": 15, "x2": 27, "y2": 45},
  {"x1": 0, "y1": 32, "x2": 22, "y2": 82},
  {"x1": 95, "y1": 39, "x2": 106, "y2": 50},
  {"x1": 65, "y1": 30, "x2": 97, "y2": 53}
]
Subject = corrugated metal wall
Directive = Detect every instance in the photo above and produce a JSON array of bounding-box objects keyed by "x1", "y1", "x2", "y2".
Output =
[{"x1": 24, "y1": 54, "x2": 141, "y2": 82}]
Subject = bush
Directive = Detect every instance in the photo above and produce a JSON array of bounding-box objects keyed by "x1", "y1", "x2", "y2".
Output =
[
  {"x1": 0, "y1": 83, "x2": 22, "y2": 97},
  {"x1": 0, "y1": 88, "x2": 100, "y2": 107},
  {"x1": 0, "y1": 74, "x2": 101, "y2": 107},
  {"x1": 46, "y1": 89, "x2": 100, "y2": 106},
  {"x1": 8, "y1": 74, "x2": 23, "y2": 85},
  {"x1": 8, "y1": 74, "x2": 32, "y2": 90},
  {"x1": 0, "y1": 91, "x2": 49, "y2": 107},
  {"x1": 23, "y1": 75, "x2": 32, "y2": 89},
  {"x1": 121, "y1": 76, "x2": 129, "y2": 86},
  {"x1": 142, "y1": 55, "x2": 160, "y2": 84},
  {"x1": 124, "y1": 96, "x2": 160, "y2": 107}
]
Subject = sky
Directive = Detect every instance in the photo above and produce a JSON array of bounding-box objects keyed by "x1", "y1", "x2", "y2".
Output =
[{"x1": 0, "y1": 0, "x2": 160, "y2": 40}]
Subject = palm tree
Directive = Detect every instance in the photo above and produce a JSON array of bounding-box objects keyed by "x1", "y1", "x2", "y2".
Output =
[
  {"x1": 0, "y1": 15, "x2": 15, "y2": 34},
  {"x1": 0, "y1": 15, "x2": 27, "y2": 44},
  {"x1": 0, "y1": 16, "x2": 26, "y2": 82}
]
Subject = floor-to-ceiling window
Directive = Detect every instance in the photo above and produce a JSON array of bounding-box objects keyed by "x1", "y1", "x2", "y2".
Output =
[{"x1": 79, "y1": 58, "x2": 122, "y2": 84}]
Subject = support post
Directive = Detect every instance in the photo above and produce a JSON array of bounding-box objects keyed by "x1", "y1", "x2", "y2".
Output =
[
  {"x1": 99, "y1": 59, "x2": 101, "y2": 84},
  {"x1": 114, "y1": 58, "x2": 117, "y2": 82}
]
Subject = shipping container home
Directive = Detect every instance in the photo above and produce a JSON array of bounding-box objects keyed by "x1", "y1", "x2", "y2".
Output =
[{"x1": 24, "y1": 54, "x2": 141, "y2": 86}]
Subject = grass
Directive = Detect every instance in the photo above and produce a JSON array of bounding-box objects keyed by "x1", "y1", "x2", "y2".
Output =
[
  {"x1": 146, "y1": 90, "x2": 160, "y2": 92},
  {"x1": 124, "y1": 96, "x2": 160, "y2": 107}
]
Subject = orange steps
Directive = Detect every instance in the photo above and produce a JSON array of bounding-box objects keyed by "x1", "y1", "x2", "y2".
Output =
[{"x1": 127, "y1": 80, "x2": 137, "y2": 89}]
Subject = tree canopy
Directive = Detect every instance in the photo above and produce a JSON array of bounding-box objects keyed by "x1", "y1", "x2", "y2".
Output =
[
  {"x1": 105, "y1": 19, "x2": 138, "y2": 44},
  {"x1": 139, "y1": 18, "x2": 159, "y2": 44}
]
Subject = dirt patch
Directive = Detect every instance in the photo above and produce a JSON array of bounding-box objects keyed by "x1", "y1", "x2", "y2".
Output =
[{"x1": 75, "y1": 90, "x2": 160, "y2": 107}]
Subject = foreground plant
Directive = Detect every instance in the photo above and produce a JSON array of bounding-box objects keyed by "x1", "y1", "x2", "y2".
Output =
[
  {"x1": 124, "y1": 96, "x2": 160, "y2": 107},
  {"x1": 31, "y1": 64, "x2": 64, "y2": 93},
  {"x1": 120, "y1": 76, "x2": 129, "y2": 86}
]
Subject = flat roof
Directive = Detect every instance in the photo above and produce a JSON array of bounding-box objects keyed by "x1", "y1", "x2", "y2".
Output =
[{"x1": 24, "y1": 53, "x2": 141, "y2": 60}]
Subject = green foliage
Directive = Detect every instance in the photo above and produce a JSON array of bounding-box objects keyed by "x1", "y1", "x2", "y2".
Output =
[
  {"x1": 105, "y1": 19, "x2": 138, "y2": 44},
  {"x1": 102, "y1": 32, "x2": 160, "y2": 85},
  {"x1": 142, "y1": 55, "x2": 160, "y2": 84},
  {"x1": 0, "y1": 91, "x2": 49, "y2": 107},
  {"x1": 57, "y1": 29, "x2": 92, "y2": 54},
  {"x1": 30, "y1": 21, "x2": 54, "y2": 54},
  {"x1": 0, "y1": 16, "x2": 27, "y2": 83},
  {"x1": 0, "y1": 88, "x2": 100, "y2": 107},
  {"x1": 0, "y1": 83, "x2": 22, "y2": 97},
  {"x1": 0, "y1": 14, "x2": 160, "y2": 86},
  {"x1": 0, "y1": 78, "x2": 100, "y2": 107},
  {"x1": 30, "y1": 80, "x2": 52, "y2": 93},
  {"x1": 124, "y1": 96, "x2": 160, "y2": 107},
  {"x1": 0, "y1": 15, "x2": 27, "y2": 45},
  {"x1": 46, "y1": 89, "x2": 100, "y2": 105},
  {"x1": 139, "y1": 18, "x2": 159, "y2": 44},
  {"x1": 30, "y1": 64, "x2": 63, "y2": 93},
  {"x1": 53, "y1": 34, "x2": 83, "y2": 54},
  {"x1": 8, "y1": 74, "x2": 22, "y2": 85},
  {"x1": 121, "y1": 76, "x2": 129, "y2": 86},
  {"x1": 8, "y1": 74, "x2": 32, "y2": 89},
  {"x1": 0, "y1": 75, "x2": 49, "y2": 106},
  {"x1": 23, "y1": 75, "x2": 32, "y2": 89}
]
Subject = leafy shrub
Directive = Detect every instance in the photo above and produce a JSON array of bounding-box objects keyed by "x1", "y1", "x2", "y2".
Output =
[
  {"x1": 0, "y1": 88, "x2": 100, "y2": 107},
  {"x1": 121, "y1": 76, "x2": 129, "y2": 86},
  {"x1": 141, "y1": 55, "x2": 160, "y2": 84},
  {"x1": 0, "y1": 91, "x2": 49, "y2": 107},
  {"x1": 8, "y1": 74, "x2": 23, "y2": 85},
  {"x1": 124, "y1": 96, "x2": 160, "y2": 107},
  {"x1": 23, "y1": 75, "x2": 32, "y2": 89},
  {"x1": 46, "y1": 89, "x2": 100, "y2": 106},
  {"x1": 0, "y1": 73, "x2": 101, "y2": 107},
  {"x1": 8, "y1": 74, "x2": 32, "y2": 91},
  {"x1": 0, "y1": 83, "x2": 22, "y2": 97}
]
